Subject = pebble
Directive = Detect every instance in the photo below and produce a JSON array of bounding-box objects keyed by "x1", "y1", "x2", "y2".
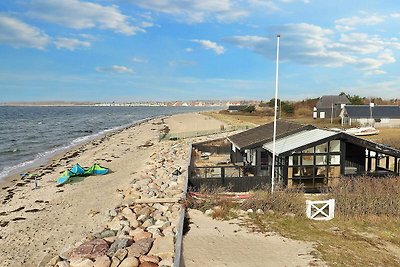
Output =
[
  {"x1": 139, "y1": 255, "x2": 160, "y2": 264},
  {"x1": 111, "y1": 248, "x2": 127, "y2": 267},
  {"x1": 119, "y1": 257, "x2": 140, "y2": 267},
  {"x1": 93, "y1": 255, "x2": 111, "y2": 267},
  {"x1": 107, "y1": 238, "x2": 133, "y2": 256},
  {"x1": 127, "y1": 238, "x2": 154, "y2": 257},
  {"x1": 70, "y1": 258, "x2": 94, "y2": 267},
  {"x1": 47, "y1": 136, "x2": 189, "y2": 267},
  {"x1": 246, "y1": 209, "x2": 254, "y2": 213},
  {"x1": 204, "y1": 209, "x2": 213, "y2": 216}
]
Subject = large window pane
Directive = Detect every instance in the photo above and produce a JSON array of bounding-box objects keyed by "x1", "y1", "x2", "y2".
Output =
[
  {"x1": 315, "y1": 166, "x2": 327, "y2": 177},
  {"x1": 330, "y1": 140, "x2": 340, "y2": 152},
  {"x1": 302, "y1": 154, "x2": 314, "y2": 165},
  {"x1": 316, "y1": 142, "x2": 328, "y2": 153},
  {"x1": 289, "y1": 155, "x2": 300, "y2": 166},
  {"x1": 329, "y1": 155, "x2": 340, "y2": 165},
  {"x1": 302, "y1": 167, "x2": 314, "y2": 177},
  {"x1": 303, "y1": 147, "x2": 314, "y2": 153},
  {"x1": 316, "y1": 155, "x2": 327, "y2": 165}
]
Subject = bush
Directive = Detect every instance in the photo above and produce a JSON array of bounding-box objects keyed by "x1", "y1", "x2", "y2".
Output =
[
  {"x1": 328, "y1": 176, "x2": 400, "y2": 218},
  {"x1": 239, "y1": 105, "x2": 256, "y2": 113},
  {"x1": 241, "y1": 186, "x2": 305, "y2": 216}
]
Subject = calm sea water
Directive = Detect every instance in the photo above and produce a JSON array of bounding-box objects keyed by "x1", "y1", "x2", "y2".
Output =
[{"x1": 0, "y1": 106, "x2": 216, "y2": 180}]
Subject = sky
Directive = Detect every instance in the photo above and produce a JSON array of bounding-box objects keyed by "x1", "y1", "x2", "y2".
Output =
[{"x1": 0, "y1": 0, "x2": 400, "y2": 102}]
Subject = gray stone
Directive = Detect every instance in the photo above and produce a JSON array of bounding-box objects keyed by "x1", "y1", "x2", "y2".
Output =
[
  {"x1": 107, "y1": 238, "x2": 133, "y2": 256},
  {"x1": 127, "y1": 238, "x2": 154, "y2": 257},
  {"x1": 119, "y1": 257, "x2": 139, "y2": 267},
  {"x1": 95, "y1": 230, "x2": 117, "y2": 239},
  {"x1": 93, "y1": 255, "x2": 111, "y2": 267},
  {"x1": 59, "y1": 244, "x2": 74, "y2": 260}
]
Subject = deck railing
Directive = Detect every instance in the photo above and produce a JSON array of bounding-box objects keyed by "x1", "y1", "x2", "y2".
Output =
[{"x1": 189, "y1": 165, "x2": 271, "y2": 192}]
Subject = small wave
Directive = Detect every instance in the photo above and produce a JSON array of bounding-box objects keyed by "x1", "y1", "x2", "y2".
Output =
[
  {"x1": 0, "y1": 118, "x2": 147, "y2": 181},
  {"x1": 0, "y1": 148, "x2": 20, "y2": 155}
]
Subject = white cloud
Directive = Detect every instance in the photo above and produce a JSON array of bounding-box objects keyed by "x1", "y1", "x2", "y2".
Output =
[
  {"x1": 335, "y1": 15, "x2": 385, "y2": 27},
  {"x1": 96, "y1": 65, "x2": 134, "y2": 74},
  {"x1": 226, "y1": 23, "x2": 400, "y2": 75},
  {"x1": 0, "y1": 14, "x2": 50, "y2": 49},
  {"x1": 27, "y1": 0, "x2": 142, "y2": 35},
  {"x1": 132, "y1": 57, "x2": 147, "y2": 63},
  {"x1": 131, "y1": 0, "x2": 248, "y2": 23},
  {"x1": 185, "y1": 48, "x2": 193, "y2": 52},
  {"x1": 191, "y1": 39, "x2": 225, "y2": 54},
  {"x1": 54, "y1": 37, "x2": 91, "y2": 50}
]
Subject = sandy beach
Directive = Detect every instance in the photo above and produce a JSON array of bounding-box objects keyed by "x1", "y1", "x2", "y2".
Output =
[{"x1": 0, "y1": 112, "x2": 322, "y2": 267}]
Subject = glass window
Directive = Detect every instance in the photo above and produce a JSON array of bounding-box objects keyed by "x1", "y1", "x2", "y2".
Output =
[
  {"x1": 330, "y1": 140, "x2": 340, "y2": 152},
  {"x1": 302, "y1": 167, "x2": 314, "y2": 177},
  {"x1": 293, "y1": 167, "x2": 301, "y2": 177},
  {"x1": 302, "y1": 154, "x2": 314, "y2": 165},
  {"x1": 316, "y1": 142, "x2": 328, "y2": 153},
  {"x1": 316, "y1": 155, "x2": 327, "y2": 165},
  {"x1": 315, "y1": 166, "x2": 327, "y2": 177},
  {"x1": 302, "y1": 147, "x2": 314, "y2": 153},
  {"x1": 329, "y1": 155, "x2": 340, "y2": 165},
  {"x1": 289, "y1": 155, "x2": 300, "y2": 166}
]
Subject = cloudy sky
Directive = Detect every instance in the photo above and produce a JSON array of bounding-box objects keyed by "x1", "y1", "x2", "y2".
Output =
[{"x1": 1, "y1": 0, "x2": 400, "y2": 102}]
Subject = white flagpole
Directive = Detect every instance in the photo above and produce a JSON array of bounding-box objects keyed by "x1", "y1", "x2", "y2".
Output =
[{"x1": 271, "y1": 34, "x2": 280, "y2": 194}]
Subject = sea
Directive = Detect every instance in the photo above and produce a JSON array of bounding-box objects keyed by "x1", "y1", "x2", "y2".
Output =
[{"x1": 0, "y1": 106, "x2": 217, "y2": 180}]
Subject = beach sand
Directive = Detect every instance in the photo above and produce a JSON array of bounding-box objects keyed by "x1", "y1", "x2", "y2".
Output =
[{"x1": 0, "y1": 112, "x2": 322, "y2": 267}]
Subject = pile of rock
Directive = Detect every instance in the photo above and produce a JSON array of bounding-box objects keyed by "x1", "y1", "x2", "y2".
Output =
[{"x1": 47, "y1": 139, "x2": 189, "y2": 267}]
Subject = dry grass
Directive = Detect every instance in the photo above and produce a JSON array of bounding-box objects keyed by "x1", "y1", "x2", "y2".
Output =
[
  {"x1": 188, "y1": 180, "x2": 400, "y2": 266},
  {"x1": 202, "y1": 110, "x2": 273, "y2": 126},
  {"x1": 241, "y1": 187, "x2": 305, "y2": 216},
  {"x1": 362, "y1": 128, "x2": 400, "y2": 149},
  {"x1": 328, "y1": 177, "x2": 400, "y2": 218}
]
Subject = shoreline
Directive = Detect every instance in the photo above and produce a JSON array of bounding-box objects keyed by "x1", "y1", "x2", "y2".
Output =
[
  {"x1": 0, "y1": 115, "x2": 166, "y2": 191},
  {"x1": 0, "y1": 112, "x2": 231, "y2": 266}
]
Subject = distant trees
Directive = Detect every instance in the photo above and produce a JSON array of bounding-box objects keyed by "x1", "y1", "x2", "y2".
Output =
[
  {"x1": 340, "y1": 92, "x2": 364, "y2": 105},
  {"x1": 239, "y1": 105, "x2": 256, "y2": 113},
  {"x1": 264, "y1": 98, "x2": 295, "y2": 116}
]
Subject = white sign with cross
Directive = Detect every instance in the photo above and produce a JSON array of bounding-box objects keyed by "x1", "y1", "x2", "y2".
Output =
[{"x1": 306, "y1": 199, "x2": 335, "y2": 221}]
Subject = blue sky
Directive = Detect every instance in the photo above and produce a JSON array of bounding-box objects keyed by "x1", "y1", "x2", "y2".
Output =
[{"x1": 0, "y1": 0, "x2": 399, "y2": 102}]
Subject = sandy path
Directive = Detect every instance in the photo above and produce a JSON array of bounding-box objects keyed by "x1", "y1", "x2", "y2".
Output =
[{"x1": 182, "y1": 210, "x2": 323, "y2": 267}]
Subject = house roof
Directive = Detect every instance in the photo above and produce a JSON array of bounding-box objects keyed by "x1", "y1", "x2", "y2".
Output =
[
  {"x1": 262, "y1": 129, "x2": 339, "y2": 156},
  {"x1": 228, "y1": 120, "x2": 315, "y2": 150},
  {"x1": 343, "y1": 105, "x2": 400, "y2": 119},
  {"x1": 316, "y1": 95, "x2": 351, "y2": 109}
]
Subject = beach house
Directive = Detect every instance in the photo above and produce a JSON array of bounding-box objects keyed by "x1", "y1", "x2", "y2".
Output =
[
  {"x1": 340, "y1": 104, "x2": 400, "y2": 127},
  {"x1": 313, "y1": 95, "x2": 351, "y2": 119},
  {"x1": 189, "y1": 121, "x2": 400, "y2": 192}
]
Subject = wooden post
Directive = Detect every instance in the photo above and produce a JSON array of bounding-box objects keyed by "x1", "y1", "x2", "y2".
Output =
[{"x1": 367, "y1": 150, "x2": 371, "y2": 172}]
